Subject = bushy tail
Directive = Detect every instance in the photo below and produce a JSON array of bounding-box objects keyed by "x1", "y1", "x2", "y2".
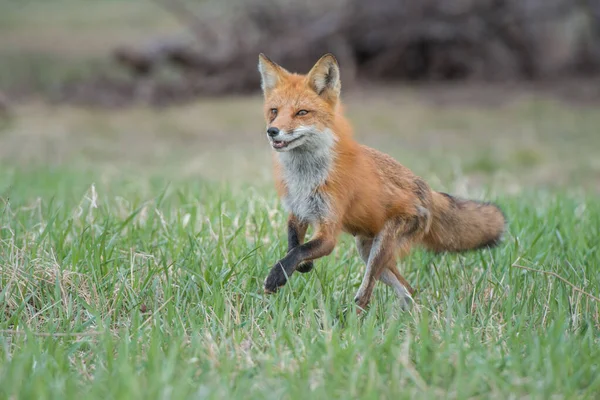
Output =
[{"x1": 421, "y1": 192, "x2": 506, "y2": 253}]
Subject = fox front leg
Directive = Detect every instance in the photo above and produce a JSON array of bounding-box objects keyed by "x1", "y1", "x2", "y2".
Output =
[
  {"x1": 287, "y1": 215, "x2": 314, "y2": 274},
  {"x1": 264, "y1": 224, "x2": 337, "y2": 293}
]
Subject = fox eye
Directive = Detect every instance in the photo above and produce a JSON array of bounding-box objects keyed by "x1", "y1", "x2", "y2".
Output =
[
  {"x1": 296, "y1": 110, "x2": 309, "y2": 116},
  {"x1": 270, "y1": 108, "x2": 278, "y2": 115}
]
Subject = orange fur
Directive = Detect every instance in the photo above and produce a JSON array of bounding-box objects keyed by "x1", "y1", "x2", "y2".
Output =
[{"x1": 259, "y1": 53, "x2": 506, "y2": 310}]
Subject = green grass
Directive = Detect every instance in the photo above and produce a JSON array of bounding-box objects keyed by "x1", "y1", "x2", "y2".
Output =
[{"x1": 1, "y1": 167, "x2": 599, "y2": 399}]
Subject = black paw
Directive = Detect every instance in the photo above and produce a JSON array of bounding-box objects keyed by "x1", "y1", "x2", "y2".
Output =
[
  {"x1": 296, "y1": 261, "x2": 314, "y2": 274},
  {"x1": 263, "y1": 262, "x2": 288, "y2": 294},
  {"x1": 353, "y1": 296, "x2": 369, "y2": 314}
]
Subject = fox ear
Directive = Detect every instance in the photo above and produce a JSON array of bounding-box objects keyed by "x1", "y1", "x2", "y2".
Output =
[
  {"x1": 307, "y1": 53, "x2": 341, "y2": 100},
  {"x1": 258, "y1": 53, "x2": 287, "y2": 95}
]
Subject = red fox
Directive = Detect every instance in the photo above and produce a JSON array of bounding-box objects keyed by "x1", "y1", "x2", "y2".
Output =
[{"x1": 258, "y1": 53, "x2": 506, "y2": 311}]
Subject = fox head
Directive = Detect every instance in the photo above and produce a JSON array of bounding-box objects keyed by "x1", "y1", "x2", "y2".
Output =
[{"x1": 258, "y1": 53, "x2": 341, "y2": 152}]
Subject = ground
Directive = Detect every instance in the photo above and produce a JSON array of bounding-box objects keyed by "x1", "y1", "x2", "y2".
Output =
[{"x1": 1, "y1": 1, "x2": 599, "y2": 398}]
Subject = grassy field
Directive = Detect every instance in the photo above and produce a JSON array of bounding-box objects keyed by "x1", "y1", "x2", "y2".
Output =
[
  {"x1": 2, "y1": 0, "x2": 600, "y2": 398},
  {"x1": 1, "y1": 165, "x2": 599, "y2": 399}
]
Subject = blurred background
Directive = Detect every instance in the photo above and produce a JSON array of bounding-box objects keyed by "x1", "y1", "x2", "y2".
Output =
[{"x1": 1, "y1": 0, "x2": 599, "y2": 192}]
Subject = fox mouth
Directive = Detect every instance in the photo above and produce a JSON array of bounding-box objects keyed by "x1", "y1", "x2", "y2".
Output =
[{"x1": 271, "y1": 137, "x2": 300, "y2": 149}]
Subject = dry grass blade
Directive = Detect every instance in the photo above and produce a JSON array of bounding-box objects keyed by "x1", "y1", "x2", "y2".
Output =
[
  {"x1": 512, "y1": 264, "x2": 600, "y2": 303},
  {"x1": 139, "y1": 295, "x2": 175, "y2": 330}
]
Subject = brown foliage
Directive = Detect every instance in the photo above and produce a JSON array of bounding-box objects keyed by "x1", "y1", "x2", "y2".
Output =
[{"x1": 66, "y1": 0, "x2": 600, "y2": 105}]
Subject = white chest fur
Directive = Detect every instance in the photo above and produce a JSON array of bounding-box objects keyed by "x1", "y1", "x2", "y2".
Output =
[{"x1": 278, "y1": 136, "x2": 335, "y2": 223}]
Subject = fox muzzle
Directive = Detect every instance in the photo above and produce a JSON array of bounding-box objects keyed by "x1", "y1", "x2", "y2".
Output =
[{"x1": 267, "y1": 127, "x2": 280, "y2": 137}]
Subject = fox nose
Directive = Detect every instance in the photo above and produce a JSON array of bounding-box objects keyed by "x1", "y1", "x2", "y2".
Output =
[{"x1": 267, "y1": 127, "x2": 280, "y2": 137}]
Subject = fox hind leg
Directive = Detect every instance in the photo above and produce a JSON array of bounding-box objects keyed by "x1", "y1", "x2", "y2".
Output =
[
  {"x1": 354, "y1": 222, "x2": 415, "y2": 312},
  {"x1": 355, "y1": 236, "x2": 373, "y2": 264},
  {"x1": 378, "y1": 268, "x2": 413, "y2": 311},
  {"x1": 354, "y1": 227, "x2": 396, "y2": 311}
]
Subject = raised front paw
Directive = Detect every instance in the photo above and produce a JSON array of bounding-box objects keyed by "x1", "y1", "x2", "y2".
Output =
[
  {"x1": 296, "y1": 260, "x2": 314, "y2": 274},
  {"x1": 263, "y1": 261, "x2": 289, "y2": 294}
]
